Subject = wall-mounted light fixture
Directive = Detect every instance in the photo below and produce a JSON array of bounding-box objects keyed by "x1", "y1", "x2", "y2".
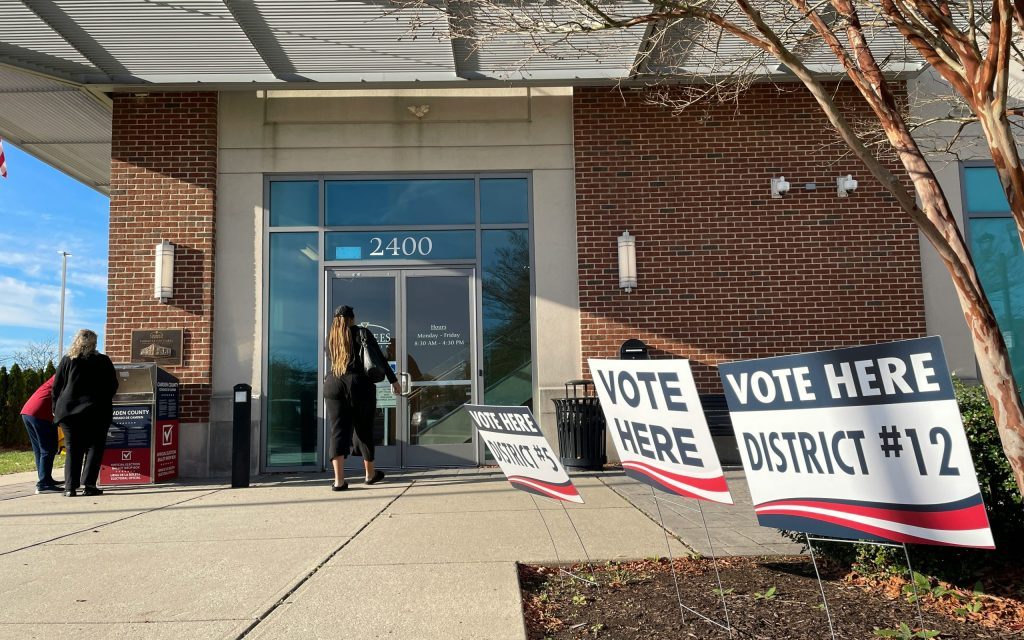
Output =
[
  {"x1": 770, "y1": 176, "x2": 791, "y2": 198},
  {"x1": 836, "y1": 174, "x2": 859, "y2": 197},
  {"x1": 618, "y1": 231, "x2": 637, "y2": 293},
  {"x1": 155, "y1": 240, "x2": 175, "y2": 303}
]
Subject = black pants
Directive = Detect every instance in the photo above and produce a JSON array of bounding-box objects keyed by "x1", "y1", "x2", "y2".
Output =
[
  {"x1": 325, "y1": 373, "x2": 377, "y2": 461},
  {"x1": 62, "y1": 421, "x2": 107, "y2": 490}
]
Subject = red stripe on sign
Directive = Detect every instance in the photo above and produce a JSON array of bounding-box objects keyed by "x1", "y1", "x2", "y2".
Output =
[
  {"x1": 757, "y1": 508, "x2": 995, "y2": 549},
  {"x1": 622, "y1": 464, "x2": 720, "y2": 502},
  {"x1": 508, "y1": 476, "x2": 582, "y2": 503},
  {"x1": 623, "y1": 459, "x2": 728, "y2": 492},
  {"x1": 755, "y1": 499, "x2": 989, "y2": 531}
]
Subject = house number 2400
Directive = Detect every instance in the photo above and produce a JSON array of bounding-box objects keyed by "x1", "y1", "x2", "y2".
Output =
[{"x1": 369, "y1": 236, "x2": 434, "y2": 257}]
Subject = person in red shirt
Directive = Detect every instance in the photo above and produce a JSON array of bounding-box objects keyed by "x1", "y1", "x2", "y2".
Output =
[{"x1": 21, "y1": 375, "x2": 62, "y2": 494}]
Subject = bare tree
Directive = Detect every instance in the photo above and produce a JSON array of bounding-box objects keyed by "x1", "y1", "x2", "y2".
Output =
[
  {"x1": 1, "y1": 339, "x2": 58, "y2": 371},
  {"x1": 396, "y1": 0, "x2": 1024, "y2": 493}
]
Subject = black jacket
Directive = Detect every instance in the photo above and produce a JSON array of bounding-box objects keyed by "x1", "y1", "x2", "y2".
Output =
[{"x1": 52, "y1": 353, "x2": 119, "y2": 426}]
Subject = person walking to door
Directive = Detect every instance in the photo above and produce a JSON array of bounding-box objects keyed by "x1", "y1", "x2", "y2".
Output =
[
  {"x1": 52, "y1": 329, "x2": 118, "y2": 497},
  {"x1": 325, "y1": 305, "x2": 400, "y2": 491},
  {"x1": 21, "y1": 375, "x2": 62, "y2": 494}
]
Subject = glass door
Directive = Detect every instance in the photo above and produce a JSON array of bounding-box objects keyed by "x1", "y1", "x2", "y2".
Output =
[
  {"x1": 327, "y1": 270, "x2": 402, "y2": 469},
  {"x1": 402, "y1": 269, "x2": 478, "y2": 466},
  {"x1": 326, "y1": 268, "x2": 479, "y2": 468}
]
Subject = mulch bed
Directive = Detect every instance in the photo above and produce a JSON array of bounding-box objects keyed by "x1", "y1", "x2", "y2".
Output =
[{"x1": 519, "y1": 557, "x2": 1024, "y2": 639}]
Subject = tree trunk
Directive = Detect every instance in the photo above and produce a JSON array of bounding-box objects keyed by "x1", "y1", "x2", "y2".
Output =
[
  {"x1": 887, "y1": 125, "x2": 1024, "y2": 494},
  {"x1": 751, "y1": 0, "x2": 1024, "y2": 493},
  {"x1": 974, "y1": 101, "x2": 1024, "y2": 249}
]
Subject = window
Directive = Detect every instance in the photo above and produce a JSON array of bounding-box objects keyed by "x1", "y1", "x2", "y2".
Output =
[
  {"x1": 266, "y1": 233, "x2": 319, "y2": 467},
  {"x1": 481, "y1": 230, "x2": 531, "y2": 408},
  {"x1": 269, "y1": 181, "x2": 318, "y2": 227},
  {"x1": 326, "y1": 179, "x2": 475, "y2": 226},
  {"x1": 964, "y1": 165, "x2": 1023, "y2": 389}
]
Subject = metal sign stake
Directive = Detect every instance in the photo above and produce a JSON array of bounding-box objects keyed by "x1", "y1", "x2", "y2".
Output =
[
  {"x1": 560, "y1": 499, "x2": 601, "y2": 592},
  {"x1": 805, "y1": 536, "x2": 929, "y2": 634},
  {"x1": 902, "y1": 542, "x2": 926, "y2": 629},
  {"x1": 805, "y1": 533, "x2": 839, "y2": 640},
  {"x1": 652, "y1": 485, "x2": 688, "y2": 626},
  {"x1": 697, "y1": 500, "x2": 734, "y2": 637},
  {"x1": 649, "y1": 488, "x2": 734, "y2": 634},
  {"x1": 531, "y1": 493, "x2": 567, "y2": 588},
  {"x1": 530, "y1": 494, "x2": 598, "y2": 588}
]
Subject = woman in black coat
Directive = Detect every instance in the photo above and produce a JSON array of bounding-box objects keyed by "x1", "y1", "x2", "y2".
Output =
[
  {"x1": 52, "y1": 329, "x2": 118, "y2": 497},
  {"x1": 325, "y1": 305, "x2": 401, "y2": 491}
]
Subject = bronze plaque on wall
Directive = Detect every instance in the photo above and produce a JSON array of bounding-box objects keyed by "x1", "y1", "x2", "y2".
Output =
[{"x1": 130, "y1": 329, "x2": 183, "y2": 367}]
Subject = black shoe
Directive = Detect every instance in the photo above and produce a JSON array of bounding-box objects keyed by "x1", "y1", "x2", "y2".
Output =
[
  {"x1": 365, "y1": 470, "x2": 385, "y2": 485},
  {"x1": 331, "y1": 482, "x2": 349, "y2": 492},
  {"x1": 63, "y1": 489, "x2": 77, "y2": 497},
  {"x1": 83, "y1": 487, "x2": 104, "y2": 496},
  {"x1": 35, "y1": 485, "x2": 63, "y2": 494}
]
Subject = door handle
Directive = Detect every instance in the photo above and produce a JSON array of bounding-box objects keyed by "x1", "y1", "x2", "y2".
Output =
[{"x1": 400, "y1": 372, "x2": 411, "y2": 396}]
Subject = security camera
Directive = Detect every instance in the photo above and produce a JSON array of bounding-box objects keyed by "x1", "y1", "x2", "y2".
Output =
[
  {"x1": 771, "y1": 176, "x2": 791, "y2": 199},
  {"x1": 837, "y1": 174, "x2": 858, "y2": 197}
]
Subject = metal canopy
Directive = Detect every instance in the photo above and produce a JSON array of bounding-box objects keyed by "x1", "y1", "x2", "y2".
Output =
[
  {"x1": 0, "y1": 0, "x2": 924, "y2": 193},
  {"x1": 0, "y1": 1, "x2": 653, "y2": 85}
]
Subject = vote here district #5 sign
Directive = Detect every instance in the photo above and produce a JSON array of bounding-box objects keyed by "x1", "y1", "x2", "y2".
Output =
[
  {"x1": 465, "y1": 404, "x2": 584, "y2": 504},
  {"x1": 589, "y1": 358, "x2": 734, "y2": 505},
  {"x1": 718, "y1": 336, "x2": 994, "y2": 548}
]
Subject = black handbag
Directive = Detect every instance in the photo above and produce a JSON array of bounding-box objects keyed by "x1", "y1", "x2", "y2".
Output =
[{"x1": 359, "y1": 328, "x2": 387, "y2": 383}]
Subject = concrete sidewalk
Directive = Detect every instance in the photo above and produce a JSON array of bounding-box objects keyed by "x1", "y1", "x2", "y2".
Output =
[
  {"x1": 0, "y1": 468, "x2": 698, "y2": 640},
  {"x1": 602, "y1": 469, "x2": 804, "y2": 557}
]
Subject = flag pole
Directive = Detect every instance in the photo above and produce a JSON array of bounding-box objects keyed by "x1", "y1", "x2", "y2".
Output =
[{"x1": 58, "y1": 251, "x2": 71, "y2": 358}]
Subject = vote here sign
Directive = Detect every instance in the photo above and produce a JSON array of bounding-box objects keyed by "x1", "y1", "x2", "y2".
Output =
[
  {"x1": 465, "y1": 404, "x2": 584, "y2": 504},
  {"x1": 719, "y1": 336, "x2": 993, "y2": 548},
  {"x1": 589, "y1": 359, "x2": 733, "y2": 505}
]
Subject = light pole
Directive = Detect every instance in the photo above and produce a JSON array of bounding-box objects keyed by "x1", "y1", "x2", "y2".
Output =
[{"x1": 57, "y1": 250, "x2": 71, "y2": 358}]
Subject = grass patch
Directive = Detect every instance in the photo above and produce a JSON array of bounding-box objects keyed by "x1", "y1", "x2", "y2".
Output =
[{"x1": 0, "y1": 449, "x2": 65, "y2": 476}]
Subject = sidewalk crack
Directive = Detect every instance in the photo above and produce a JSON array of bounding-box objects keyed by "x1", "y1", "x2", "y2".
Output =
[
  {"x1": 0, "y1": 488, "x2": 224, "y2": 557},
  {"x1": 235, "y1": 481, "x2": 415, "y2": 639}
]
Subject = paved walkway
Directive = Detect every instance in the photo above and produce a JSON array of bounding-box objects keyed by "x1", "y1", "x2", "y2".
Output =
[
  {"x1": 601, "y1": 469, "x2": 804, "y2": 557},
  {"x1": 1, "y1": 468, "x2": 700, "y2": 640}
]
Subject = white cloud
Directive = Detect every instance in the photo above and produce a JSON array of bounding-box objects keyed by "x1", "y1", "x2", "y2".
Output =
[
  {"x1": 0, "y1": 235, "x2": 107, "y2": 291},
  {"x1": 0, "y1": 336, "x2": 39, "y2": 355},
  {"x1": 71, "y1": 271, "x2": 108, "y2": 290},
  {"x1": 0, "y1": 276, "x2": 103, "y2": 332}
]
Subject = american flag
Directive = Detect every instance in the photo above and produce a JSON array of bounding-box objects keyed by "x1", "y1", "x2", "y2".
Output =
[{"x1": 0, "y1": 138, "x2": 6, "y2": 178}]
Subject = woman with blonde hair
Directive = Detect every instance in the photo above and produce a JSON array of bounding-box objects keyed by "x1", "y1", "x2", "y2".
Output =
[
  {"x1": 324, "y1": 305, "x2": 400, "y2": 491},
  {"x1": 52, "y1": 329, "x2": 118, "y2": 497}
]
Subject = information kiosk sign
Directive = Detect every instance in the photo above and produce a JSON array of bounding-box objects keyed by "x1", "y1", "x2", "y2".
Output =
[
  {"x1": 589, "y1": 358, "x2": 733, "y2": 504},
  {"x1": 466, "y1": 404, "x2": 583, "y2": 503},
  {"x1": 719, "y1": 337, "x2": 994, "y2": 548}
]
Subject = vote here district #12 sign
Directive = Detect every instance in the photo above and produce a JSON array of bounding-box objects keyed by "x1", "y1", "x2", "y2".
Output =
[
  {"x1": 465, "y1": 404, "x2": 584, "y2": 504},
  {"x1": 589, "y1": 358, "x2": 734, "y2": 505},
  {"x1": 718, "y1": 336, "x2": 994, "y2": 548}
]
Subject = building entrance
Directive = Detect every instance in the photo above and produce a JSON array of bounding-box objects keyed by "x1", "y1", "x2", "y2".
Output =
[
  {"x1": 263, "y1": 174, "x2": 532, "y2": 473},
  {"x1": 327, "y1": 268, "x2": 479, "y2": 468}
]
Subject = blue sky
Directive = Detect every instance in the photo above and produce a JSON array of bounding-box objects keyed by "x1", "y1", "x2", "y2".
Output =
[{"x1": 0, "y1": 141, "x2": 109, "y2": 360}]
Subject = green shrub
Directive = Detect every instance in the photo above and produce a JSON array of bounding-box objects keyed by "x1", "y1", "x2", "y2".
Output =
[{"x1": 955, "y1": 379, "x2": 1024, "y2": 542}]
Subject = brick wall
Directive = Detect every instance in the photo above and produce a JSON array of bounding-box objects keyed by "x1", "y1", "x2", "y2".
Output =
[
  {"x1": 107, "y1": 92, "x2": 217, "y2": 422},
  {"x1": 574, "y1": 85, "x2": 926, "y2": 391}
]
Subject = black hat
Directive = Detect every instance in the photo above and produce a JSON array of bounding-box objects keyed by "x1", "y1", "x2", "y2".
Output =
[{"x1": 334, "y1": 305, "x2": 355, "y2": 319}]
